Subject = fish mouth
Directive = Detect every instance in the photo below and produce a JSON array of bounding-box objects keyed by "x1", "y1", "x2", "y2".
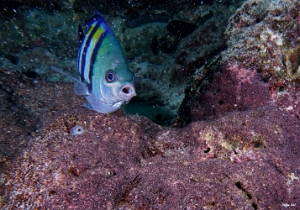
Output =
[
  {"x1": 119, "y1": 83, "x2": 136, "y2": 102},
  {"x1": 112, "y1": 100, "x2": 125, "y2": 107},
  {"x1": 91, "y1": 100, "x2": 125, "y2": 114},
  {"x1": 98, "y1": 98, "x2": 125, "y2": 108}
]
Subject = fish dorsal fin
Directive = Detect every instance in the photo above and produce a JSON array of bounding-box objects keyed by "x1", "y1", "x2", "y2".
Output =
[
  {"x1": 78, "y1": 13, "x2": 106, "y2": 48},
  {"x1": 84, "y1": 12, "x2": 107, "y2": 32},
  {"x1": 74, "y1": 81, "x2": 90, "y2": 96},
  {"x1": 51, "y1": 66, "x2": 90, "y2": 96}
]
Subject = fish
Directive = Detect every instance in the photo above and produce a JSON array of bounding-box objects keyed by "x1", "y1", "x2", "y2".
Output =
[{"x1": 51, "y1": 12, "x2": 136, "y2": 114}]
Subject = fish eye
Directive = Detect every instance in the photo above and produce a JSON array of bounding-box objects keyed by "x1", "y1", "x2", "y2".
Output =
[{"x1": 105, "y1": 70, "x2": 116, "y2": 83}]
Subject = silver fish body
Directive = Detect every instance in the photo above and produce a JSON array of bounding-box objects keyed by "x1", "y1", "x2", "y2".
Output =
[{"x1": 52, "y1": 12, "x2": 136, "y2": 114}]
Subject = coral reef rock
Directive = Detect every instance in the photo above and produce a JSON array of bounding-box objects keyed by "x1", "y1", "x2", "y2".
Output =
[
  {"x1": 176, "y1": 0, "x2": 300, "y2": 125},
  {"x1": 0, "y1": 68, "x2": 300, "y2": 209},
  {"x1": 223, "y1": 0, "x2": 300, "y2": 118}
]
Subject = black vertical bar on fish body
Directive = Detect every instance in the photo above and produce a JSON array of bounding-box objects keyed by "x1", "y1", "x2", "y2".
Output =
[
  {"x1": 88, "y1": 29, "x2": 108, "y2": 92},
  {"x1": 79, "y1": 20, "x2": 102, "y2": 82}
]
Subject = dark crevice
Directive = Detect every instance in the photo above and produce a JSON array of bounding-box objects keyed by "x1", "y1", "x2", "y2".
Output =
[{"x1": 235, "y1": 181, "x2": 257, "y2": 208}]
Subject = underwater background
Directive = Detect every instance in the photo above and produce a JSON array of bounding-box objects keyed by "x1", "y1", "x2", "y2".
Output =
[
  {"x1": 1, "y1": 0, "x2": 300, "y2": 209},
  {"x1": 0, "y1": 0, "x2": 245, "y2": 126}
]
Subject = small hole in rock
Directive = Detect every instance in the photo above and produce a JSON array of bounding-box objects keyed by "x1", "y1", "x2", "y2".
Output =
[
  {"x1": 278, "y1": 86, "x2": 285, "y2": 92},
  {"x1": 253, "y1": 141, "x2": 263, "y2": 148},
  {"x1": 49, "y1": 190, "x2": 56, "y2": 196},
  {"x1": 218, "y1": 100, "x2": 224, "y2": 105},
  {"x1": 204, "y1": 147, "x2": 210, "y2": 153},
  {"x1": 235, "y1": 181, "x2": 242, "y2": 189}
]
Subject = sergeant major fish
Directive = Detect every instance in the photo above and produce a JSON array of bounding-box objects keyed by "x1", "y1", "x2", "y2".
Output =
[{"x1": 51, "y1": 12, "x2": 136, "y2": 113}]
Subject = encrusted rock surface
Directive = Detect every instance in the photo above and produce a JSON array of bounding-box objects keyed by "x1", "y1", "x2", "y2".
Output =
[
  {"x1": 222, "y1": 0, "x2": 300, "y2": 118},
  {"x1": 0, "y1": 68, "x2": 83, "y2": 162},
  {"x1": 0, "y1": 68, "x2": 300, "y2": 209},
  {"x1": 177, "y1": 0, "x2": 300, "y2": 124},
  {"x1": 188, "y1": 64, "x2": 272, "y2": 122},
  {"x1": 224, "y1": 0, "x2": 300, "y2": 79}
]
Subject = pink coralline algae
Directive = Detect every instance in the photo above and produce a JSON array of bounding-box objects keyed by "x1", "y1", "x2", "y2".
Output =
[
  {"x1": 0, "y1": 68, "x2": 300, "y2": 209},
  {"x1": 187, "y1": 62, "x2": 272, "y2": 122},
  {"x1": 222, "y1": 0, "x2": 300, "y2": 119},
  {"x1": 178, "y1": 0, "x2": 300, "y2": 123}
]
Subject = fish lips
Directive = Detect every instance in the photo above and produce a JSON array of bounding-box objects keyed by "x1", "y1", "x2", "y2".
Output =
[
  {"x1": 118, "y1": 83, "x2": 136, "y2": 104},
  {"x1": 86, "y1": 82, "x2": 136, "y2": 113},
  {"x1": 85, "y1": 95, "x2": 122, "y2": 114}
]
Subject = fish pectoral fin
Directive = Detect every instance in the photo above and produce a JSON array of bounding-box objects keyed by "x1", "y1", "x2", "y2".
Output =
[
  {"x1": 74, "y1": 81, "x2": 90, "y2": 96},
  {"x1": 83, "y1": 102, "x2": 95, "y2": 110},
  {"x1": 51, "y1": 66, "x2": 81, "y2": 83},
  {"x1": 51, "y1": 66, "x2": 90, "y2": 96}
]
